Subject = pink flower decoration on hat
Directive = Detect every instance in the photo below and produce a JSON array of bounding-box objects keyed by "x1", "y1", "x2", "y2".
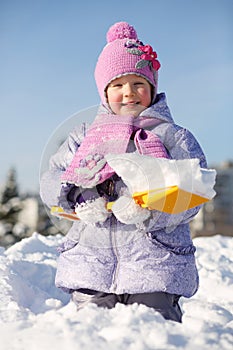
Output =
[
  {"x1": 138, "y1": 45, "x2": 161, "y2": 70},
  {"x1": 125, "y1": 41, "x2": 161, "y2": 71}
]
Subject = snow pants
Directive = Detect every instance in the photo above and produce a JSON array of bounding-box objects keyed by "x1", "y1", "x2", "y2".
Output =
[{"x1": 72, "y1": 289, "x2": 182, "y2": 323}]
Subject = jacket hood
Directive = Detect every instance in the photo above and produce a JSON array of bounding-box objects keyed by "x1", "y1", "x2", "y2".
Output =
[{"x1": 140, "y1": 93, "x2": 174, "y2": 124}]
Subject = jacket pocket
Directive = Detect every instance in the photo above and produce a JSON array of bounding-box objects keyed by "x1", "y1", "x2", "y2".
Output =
[
  {"x1": 148, "y1": 233, "x2": 196, "y2": 256},
  {"x1": 57, "y1": 239, "x2": 79, "y2": 253}
]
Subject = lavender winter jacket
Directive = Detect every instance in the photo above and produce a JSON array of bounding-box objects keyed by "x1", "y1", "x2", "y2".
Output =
[{"x1": 40, "y1": 93, "x2": 207, "y2": 298}]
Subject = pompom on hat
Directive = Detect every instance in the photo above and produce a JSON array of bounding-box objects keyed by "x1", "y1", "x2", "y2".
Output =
[{"x1": 95, "y1": 22, "x2": 161, "y2": 103}]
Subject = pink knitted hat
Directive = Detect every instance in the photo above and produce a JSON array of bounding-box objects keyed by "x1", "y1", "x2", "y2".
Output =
[{"x1": 94, "y1": 22, "x2": 161, "y2": 103}]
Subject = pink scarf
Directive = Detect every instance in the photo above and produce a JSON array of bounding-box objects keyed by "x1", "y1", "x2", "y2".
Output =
[{"x1": 61, "y1": 113, "x2": 169, "y2": 188}]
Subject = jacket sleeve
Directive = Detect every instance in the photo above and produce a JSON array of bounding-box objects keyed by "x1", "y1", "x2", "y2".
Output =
[
  {"x1": 40, "y1": 123, "x2": 87, "y2": 209},
  {"x1": 146, "y1": 122, "x2": 208, "y2": 231}
]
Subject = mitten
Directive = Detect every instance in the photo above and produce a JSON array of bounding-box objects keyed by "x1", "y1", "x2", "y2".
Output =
[
  {"x1": 58, "y1": 183, "x2": 82, "y2": 211},
  {"x1": 111, "y1": 195, "x2": 150, "y2": 224},
  {"x1": 58, "y1": 183, "x2": 100, "y2": 210},
  {"x1": 75, "y1": 197, "x2": 110, "y2": 224},
  {"x1": 63, "y1": 154, "x2": 109, "y2": 189},
  {"x1": 61, "y1": 115, "x2": 135, "y2": 188}
]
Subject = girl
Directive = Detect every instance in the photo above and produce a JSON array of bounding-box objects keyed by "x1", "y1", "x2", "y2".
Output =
[{"x1": 40, "y1": 22, "x2": 208, "y2": 322}]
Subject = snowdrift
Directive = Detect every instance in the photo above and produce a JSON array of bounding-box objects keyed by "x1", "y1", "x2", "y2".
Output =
[{"x1": 0, "y1": 233, "x2": 232, "y2": 350}]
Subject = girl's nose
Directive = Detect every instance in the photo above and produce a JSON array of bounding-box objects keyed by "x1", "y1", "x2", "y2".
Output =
[{"x1": 123, "y1": 83, "x2": 135, "y2": 96}]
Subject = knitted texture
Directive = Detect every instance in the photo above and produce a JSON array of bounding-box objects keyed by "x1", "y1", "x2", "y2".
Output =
[
  {"x1": 107, "y1": 22, "x2": 137, "y2": 42},
  {"x1": 61, "y1": 114, "x2": 169, "y2": 188},
  {"x1": 95, "y1": 22, "x2": 160, "y2": 103}
]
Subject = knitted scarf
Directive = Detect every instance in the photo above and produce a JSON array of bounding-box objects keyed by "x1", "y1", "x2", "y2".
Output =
[{"x1": 61, "y1": 113, "x2": 169, "y2": 188}]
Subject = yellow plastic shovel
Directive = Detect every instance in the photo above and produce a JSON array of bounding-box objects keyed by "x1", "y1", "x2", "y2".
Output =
[
  {"x1": 51, "y1": 185, "x2": 209, "y2": 220},
  {"x1": 132, "y1": 185, "x2": 209, "y2": 214}
]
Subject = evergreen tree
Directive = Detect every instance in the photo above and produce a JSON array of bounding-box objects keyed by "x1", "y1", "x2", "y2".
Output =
[
  {"x1": 1, "y1": 167, "x2": 19, "y2": 204},
  {"x1": 0, "y1": 167, "x2": 68, "y2": 248},
  {"x1": 0, "y1": 167, "x2": 22, "y2": 247}
]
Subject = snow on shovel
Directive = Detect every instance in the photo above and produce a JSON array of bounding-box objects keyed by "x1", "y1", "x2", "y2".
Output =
[{"x1": 105, "y1": 154, "x2": 216, "y2": 214}]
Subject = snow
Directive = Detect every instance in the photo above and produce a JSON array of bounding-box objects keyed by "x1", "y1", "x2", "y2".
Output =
[
  {"x1": 106, "y1": 153, "x2": 216, "y2": 199},
  {"x1": 0, "y1": 232, "x2": 233, "y2": 350}
]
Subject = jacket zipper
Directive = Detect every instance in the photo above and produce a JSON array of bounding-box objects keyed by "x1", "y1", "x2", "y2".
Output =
[
  {"x1": 110, "y1": 215, "x2": 119, "y2": 293},
  {"x1": 107, "y1": 178, "x2": 120, "y2": 293}
]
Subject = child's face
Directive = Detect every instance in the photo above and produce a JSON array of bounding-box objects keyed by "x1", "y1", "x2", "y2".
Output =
[{"x1": 106, "y1": 74, "x2": 152, "y2": 117}]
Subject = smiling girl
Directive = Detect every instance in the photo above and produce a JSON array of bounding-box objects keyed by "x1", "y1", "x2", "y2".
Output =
[
  {"x1": 107, "y1": 74, "x2": 152, "y2": 117},
  {"x1": 40, "y1": 22, "x2": 208, "y2": 322}
]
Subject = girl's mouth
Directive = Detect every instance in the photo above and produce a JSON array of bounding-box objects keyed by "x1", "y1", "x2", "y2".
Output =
[{"x1": 121, "y1": 102, "x2": 140, "y2": 106}]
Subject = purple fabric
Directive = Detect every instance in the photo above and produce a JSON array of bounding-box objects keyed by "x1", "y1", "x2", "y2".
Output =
[
  {"x1": 61, "y1": 113, "x2": 169, "y2": 187},
  {"x1": 40, "y1": 93, "x2": 207, "y2": 298}
]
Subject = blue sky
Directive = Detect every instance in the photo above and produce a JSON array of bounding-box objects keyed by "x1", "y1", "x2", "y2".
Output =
[{"x1": 0, "y1": 0, "x2": 232, "y2": 193}]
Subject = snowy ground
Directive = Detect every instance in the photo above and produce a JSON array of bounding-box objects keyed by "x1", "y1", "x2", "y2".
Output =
[{"x1": 0, "y1": 233, "x2": 232, "y2": 350}]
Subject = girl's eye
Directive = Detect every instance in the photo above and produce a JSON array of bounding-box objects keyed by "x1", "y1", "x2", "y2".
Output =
[
  {"x1": 134, "y1": 82, "x2": 144, "y2": 85},
  {"x1": 111, "y1": 84, "x2": 122, "y2": 87}
]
